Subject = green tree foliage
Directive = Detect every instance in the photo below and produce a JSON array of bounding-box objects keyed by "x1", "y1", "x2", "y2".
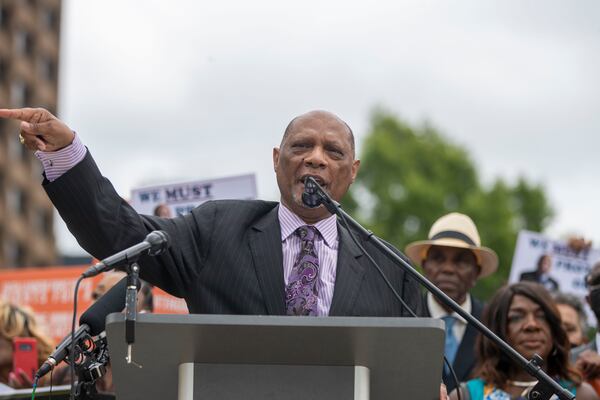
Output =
[{"x1": 344, "y1": 109, "x2": 553, "y2": 300}]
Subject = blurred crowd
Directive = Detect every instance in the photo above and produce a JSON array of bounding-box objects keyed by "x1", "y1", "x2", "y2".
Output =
[
  {"x1": 0, "y1": 271, "x2": 154, "y2": 395},
  {"x1": 0, "y1": 211, "x2": 599, "y2": 400}
]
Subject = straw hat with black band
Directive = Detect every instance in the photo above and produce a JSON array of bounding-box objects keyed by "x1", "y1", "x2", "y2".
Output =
[{"x1": 405, "y1": 212, "x2": 498, "y2": 278}]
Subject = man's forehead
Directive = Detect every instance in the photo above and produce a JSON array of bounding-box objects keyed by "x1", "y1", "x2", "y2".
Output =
[
  {"x1": 282, "y1": 111, "x2": 354, "y2": 148},
  {"x1": 289, "y1": 119, "x2": 347, "y2": 136},
  {"x1": 428, "y1": 245, "x2": 475, "y2": 256}
]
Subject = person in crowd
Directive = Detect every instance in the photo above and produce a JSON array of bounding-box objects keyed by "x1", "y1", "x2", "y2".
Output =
[
  {"x1": 553, "y1": 292, "x2": 588, "y2": 348},
  {"x1": 450, "y1": 282, "x2": 597, "y2": 400},
  {"x1": 519, "y1": 254, "x2": 559, "y2": 292},
  {"x1": 0, "y1": 301, "x2": 54, "y2": 388},
  {"x1": 405, "y1": 212, "x2": 497, "y2": 393},
  {"x1": 153, "y1": 203, "x2": 172, "y2": 218},
  {"x1": 571, "y1": 262, "x2": 600, "y2": 392}
]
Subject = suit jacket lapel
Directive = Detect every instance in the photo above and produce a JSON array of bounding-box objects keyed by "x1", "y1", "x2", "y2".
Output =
[
  {"x1": 329, "y1": 222, "x2": 366, "y2": 316},
  {"x1": 452, "y1": 320, "x2": 477, "y2": 379},
  {"x1": 249, "y1": 206, "x2": 286, "y2": 315},
  {"x1": 452, "y1": 296, "x2": 483, "y2": 379}
]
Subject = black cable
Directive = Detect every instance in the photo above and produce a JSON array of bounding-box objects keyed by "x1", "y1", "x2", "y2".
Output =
[
  {"x1": 70, "y1": 276, "x2": 84, "y2": 400},
  {"x1": 49, "y1": 369, "x2": 53, "y2": 400},
  {"x1": 337, "y1": 210, "x2": 462, "y2": 400},
  {"x1": 444, "y1": 356, "x2": 462, "y2": 400}
]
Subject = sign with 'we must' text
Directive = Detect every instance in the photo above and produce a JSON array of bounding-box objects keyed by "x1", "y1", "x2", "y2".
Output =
[{"x1": 130, "y1": 173, "x2": 257, "y2": 217}]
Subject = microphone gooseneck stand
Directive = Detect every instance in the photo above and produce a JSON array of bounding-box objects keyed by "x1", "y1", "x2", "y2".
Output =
[{"x1": 303, "y1": 177, "x2": 574, "y2": 400}]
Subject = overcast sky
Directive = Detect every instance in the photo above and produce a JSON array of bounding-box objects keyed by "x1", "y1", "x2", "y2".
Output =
[{"x1": 55, "y1": 0, "x2": 600, "y2": 256}]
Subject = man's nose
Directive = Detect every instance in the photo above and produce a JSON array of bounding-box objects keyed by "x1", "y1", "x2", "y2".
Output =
[
  {"x1": 438, "y1": 259, "x2": 459, "y2": 274},
  {"x1": 304, "y1": 146, "x2": 327, "y2": 168}
]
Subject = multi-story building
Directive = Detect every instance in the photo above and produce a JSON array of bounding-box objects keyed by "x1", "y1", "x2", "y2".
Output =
[{"x1": 0, "y1": 0, "x2": 61, "y2": 267}]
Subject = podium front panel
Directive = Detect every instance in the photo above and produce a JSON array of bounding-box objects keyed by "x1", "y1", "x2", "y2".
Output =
[{"x1": 106, "y1": 314, "x2": 444, "y2": 400}]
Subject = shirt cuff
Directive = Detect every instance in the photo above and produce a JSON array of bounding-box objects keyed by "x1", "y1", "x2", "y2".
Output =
[{"x1": 35, "y1": 133, "x2": 87, "y2": 182}]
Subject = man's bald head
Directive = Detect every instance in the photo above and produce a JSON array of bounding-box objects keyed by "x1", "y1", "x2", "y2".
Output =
[{"x1": 281, "y1": 110, "x2": 355, "y2": 158}]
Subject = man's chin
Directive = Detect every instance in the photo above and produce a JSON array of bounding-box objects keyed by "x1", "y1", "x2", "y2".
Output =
[{"x1": 285, "y1": 196, "x2": 330, "y2": 221}]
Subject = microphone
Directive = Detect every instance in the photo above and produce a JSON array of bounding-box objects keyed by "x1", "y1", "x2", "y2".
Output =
[
  {"x1": 302, "y1": 176, "x2": 338, "y2": 214},
  {"x1": 301, "y1": 177, "x2": 323, "y2": 208},
  {"x1": 82, "y1": 230, "x2": 170, "y2": 278},
  {"x1": 35, "y1": 277, "x2": 129, "y2": 379}
]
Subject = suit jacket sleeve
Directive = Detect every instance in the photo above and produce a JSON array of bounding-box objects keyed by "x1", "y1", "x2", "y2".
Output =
[{"x1": 43, "y1": 150, "x2": 214, "y2": 298}]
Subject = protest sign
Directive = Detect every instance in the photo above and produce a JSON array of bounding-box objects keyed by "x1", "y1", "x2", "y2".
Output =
[
  {"x1": 509, "y1": 230, "x2": 600, "y2": 323},
  {"x1": 130, "y1": 173, "x2": 257, "y2": 217},
  {"x1": 0, "y1": 266, "x2": 187, "y2": 343}
]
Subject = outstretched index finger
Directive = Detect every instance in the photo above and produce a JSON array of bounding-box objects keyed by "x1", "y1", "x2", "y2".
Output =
[{"x1": 0, "y1": 108, "x2": 41, "y2": 122}]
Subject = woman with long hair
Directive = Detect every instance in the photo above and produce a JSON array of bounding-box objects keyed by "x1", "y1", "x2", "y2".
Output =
[
  {"x1": 0, "y1": 300, "x2": 55, "y2": 388},
  {"x1": 450, "y1": 282, "x2": 597, "y2": 399}
]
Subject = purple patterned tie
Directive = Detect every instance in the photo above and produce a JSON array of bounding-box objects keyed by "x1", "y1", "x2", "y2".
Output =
[{"x1": 285, "y1": 225, "x2": 319, "y2": 316}]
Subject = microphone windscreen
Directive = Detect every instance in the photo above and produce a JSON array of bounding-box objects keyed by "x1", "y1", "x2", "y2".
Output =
[
  {"x1": 79, "y1": 276, "x2": 128, "y2": 335},
  {"x1": 146, "y1": 230, "x2": 170, "y2": 256}
]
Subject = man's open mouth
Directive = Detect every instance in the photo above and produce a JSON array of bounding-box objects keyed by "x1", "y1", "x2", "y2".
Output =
[{"x1": 300, "y1": 175, "x2": 327, "y2": 188}]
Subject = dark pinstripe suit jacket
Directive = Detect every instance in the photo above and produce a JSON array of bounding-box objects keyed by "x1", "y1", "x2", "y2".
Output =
[{"x1": 45, "y1": 151, "x2": 423, "y2": 317}]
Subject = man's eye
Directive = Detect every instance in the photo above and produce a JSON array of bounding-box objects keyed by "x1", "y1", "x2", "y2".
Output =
[{"x1": 427, "y1": 254, "x2": 444, "y2": 263}]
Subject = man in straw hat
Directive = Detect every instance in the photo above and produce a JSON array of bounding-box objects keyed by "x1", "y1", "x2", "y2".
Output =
[{"x1": 405, "y1": 212, "x2": 498, "y2": 392}]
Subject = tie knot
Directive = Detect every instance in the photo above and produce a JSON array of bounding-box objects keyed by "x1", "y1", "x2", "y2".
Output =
[
  {"x1": 442, "y1": 315, "x2": 457, "y2": 330},
  {"x1": 296, "y1": 225, "x2": 318, "y2": 242}
]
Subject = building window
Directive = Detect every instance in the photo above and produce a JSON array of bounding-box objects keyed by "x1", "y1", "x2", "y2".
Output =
[
  {"x1": 0, "y1": 6, "x2": 9, "y2": 29},
  {"x1": 40, "y1": 7, "x2": 58, "y2": 30},
  {"x1": 6, "y1": 187, "x2": 26, "y2": 216},
  {"x1": 8, "y1": 129, "x2": 23, "y2": 161},
  {"x1": 0, "y1": 171, "x2": 4, "y2": 204},
  {"x1": 20, "y1": 140, "x2": 29, "y2": 162},
  {"x1": 10, "y1": 80, "x2": 31, "y2": 107},
  {"x1": 33, "y1": 209, "x2": 52, "y2": 236},
  {"x1": 4, "y1": 238, "x2": 25, "y2": 267},
  {"x1": 14, "y1": 30, "x2": 34, "y2": 56},
  {"x1": 38, "y1": 58, "x2": 56, "y2": 81},
  {"x1": 0, "y1": 58, "x2": 7, "y2": 83},
  {"x1": 30, "y1": 154, "x2": 43, "y2": 178}
]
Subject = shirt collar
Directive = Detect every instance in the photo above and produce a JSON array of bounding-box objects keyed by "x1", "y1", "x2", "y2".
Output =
[
  {"x1": 427, "y1": 292, "x2": 471, "y2": 324},
  {"x1": 278, "y1": 203, "x2": 338, "y2": 248}
]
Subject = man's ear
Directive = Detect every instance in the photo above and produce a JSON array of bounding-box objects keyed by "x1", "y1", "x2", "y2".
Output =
[
  {"x1": 351, "y1": 159, "x2": 360, "y2": 182},
  {"x1": 273, "y1": 147, "x2": 280, "y2": 172}
]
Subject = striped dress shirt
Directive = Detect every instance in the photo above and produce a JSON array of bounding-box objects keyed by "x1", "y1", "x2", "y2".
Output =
[{"x1": 279, "y1": 204, "x2": 338, "y2": 316}]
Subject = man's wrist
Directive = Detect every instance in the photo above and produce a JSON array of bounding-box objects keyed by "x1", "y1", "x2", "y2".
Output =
[{"x1": 35, "y1": 133, "x2": 86, "y2": 182}]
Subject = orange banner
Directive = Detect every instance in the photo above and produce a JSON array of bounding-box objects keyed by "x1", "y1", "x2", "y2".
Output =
[{"x1": 0, "y1": 266, "x2": 187, "y2": 344}]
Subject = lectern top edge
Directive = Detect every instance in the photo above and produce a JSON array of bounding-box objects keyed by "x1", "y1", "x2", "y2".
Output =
[{"x1": 106, "y1": 312, "x2": 444, "y2": 330}]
